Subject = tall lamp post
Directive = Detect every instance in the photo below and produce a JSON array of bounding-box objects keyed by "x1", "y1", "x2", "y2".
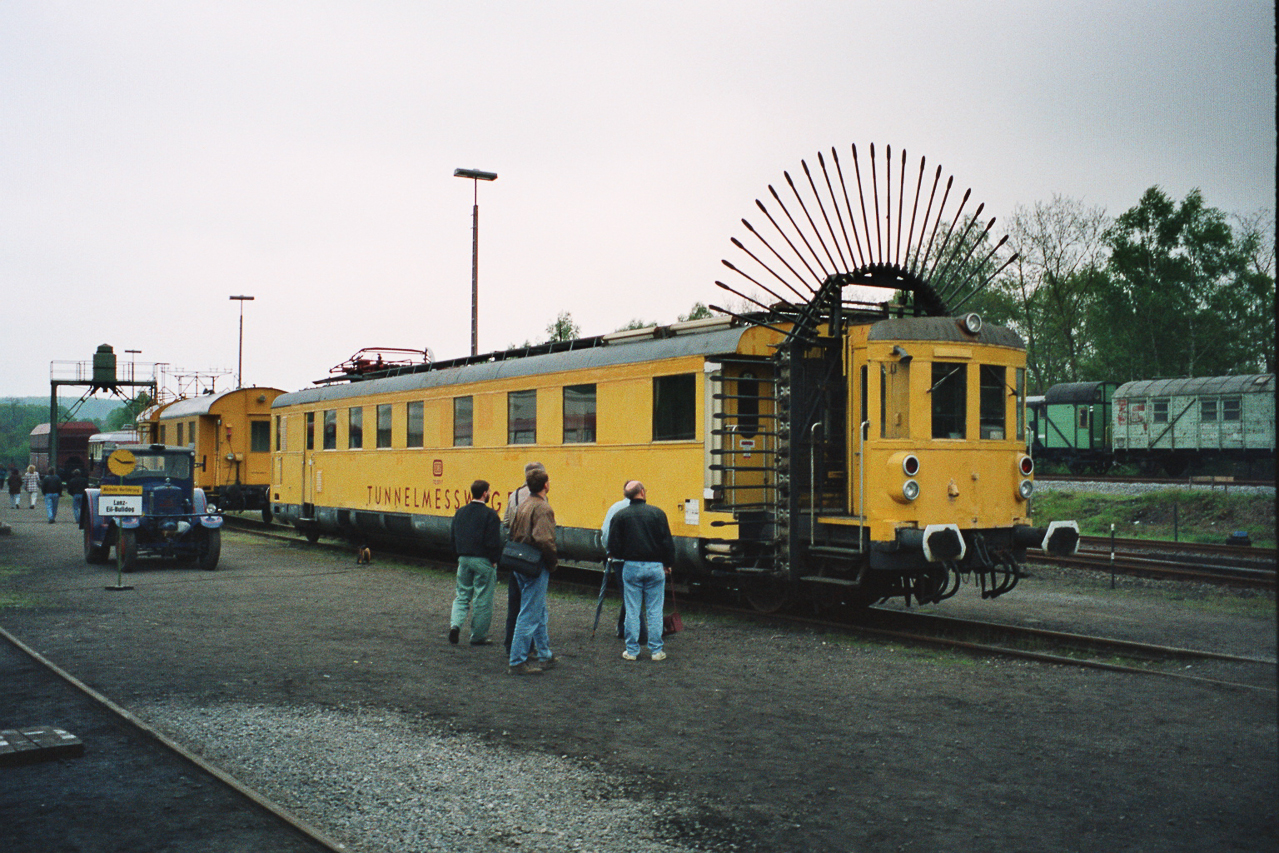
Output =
[
  {"x1": 453, "y1": 168, "x2": 498, "y2": 356},
  {"x1": 229, "y1": 295, "x2": 255, "y2": 388}
]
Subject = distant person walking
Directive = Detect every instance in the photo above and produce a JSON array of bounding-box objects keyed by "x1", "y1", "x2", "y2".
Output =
[
  {"x1": 448, "y1": 479, "x2": 503, "y2": 647},
  {"x1": 506, "y1": 467, "x2": 557, "y2": 675},
  {"x1": 22, "y1": 465, "x2": 40, "y2": 509},
  {"x1": 607, "y1": 480, "x2": 675, "y2": 662},
  {"x1": 7, "y1": 468, "x2": 21, "y2": 509},
  {"x1": 66, "y1": 469, "x2": 88, "y2": 525},
  {"x1": 41, "y1": 467, "x2": 63, "y2": 524}
]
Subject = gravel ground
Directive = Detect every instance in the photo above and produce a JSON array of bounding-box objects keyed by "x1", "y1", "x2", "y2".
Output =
[
  {"x1": 135, "y1": 700, "x2": 708, "y2": 853},
  {"x1": 1, "y1": 503, "x2": 1275, "y2": 853}
]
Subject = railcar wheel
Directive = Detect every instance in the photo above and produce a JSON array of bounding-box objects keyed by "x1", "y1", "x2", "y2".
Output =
[
  {"x1": 304, "y1": 526, "x2": 321, "y2": 544},
  {"x1": 84, "y1": 524, "x2": 110, "y2": 564},
  {"x1": 197, "y1": 529, "x2": 221, "y2": 571},
  {"x1": 261, "y1": 506, "x2": 273, "y2": 525},
  {"x1": 744, "y1": 580, "x2": 790, "y2": 613},
  {"x1": 117, "y1": 530, "x2": 138, "y2": 574}
]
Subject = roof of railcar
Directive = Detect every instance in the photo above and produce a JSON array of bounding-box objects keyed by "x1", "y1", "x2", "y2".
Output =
[
  {"x1": 274, "y1": 324, "x2": 770, "y2": 407},
  {"x1": 1114, "y1": 374, "x2": 1274, "y2": 399},
  {"x1": 1043, "y1": 381, "x2": 1116, "y2": 405},
  {"x1": 160, "y1": 387, "x2": 285, "y2": 419},
  {"x1": 865, "y1": 317, "x2": 1024, "y2": 349}
]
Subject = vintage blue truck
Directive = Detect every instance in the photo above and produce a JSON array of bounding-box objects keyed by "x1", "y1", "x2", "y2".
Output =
[{"x1": 82, "y1": 444, "x2": 223, "y2": 571}]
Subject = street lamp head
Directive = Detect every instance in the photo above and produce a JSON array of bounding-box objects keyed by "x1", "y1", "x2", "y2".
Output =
[
  {"x1": 453, "y1": 168, "x2": 497, "y2": 181},
  {"x1": 230, "y1": 295, "x2": 255, "y2": 302}
]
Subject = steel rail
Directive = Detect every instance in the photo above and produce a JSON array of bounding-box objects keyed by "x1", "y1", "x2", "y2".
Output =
[{"x1": 0, "y1": 625, "x2": 353, "y2": 853}]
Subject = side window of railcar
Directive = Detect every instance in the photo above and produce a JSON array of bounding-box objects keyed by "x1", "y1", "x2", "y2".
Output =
[
  {"x1": 653, "y1": 374, "x2": 696, "y2": 441},
  {"x1": 930, "y1": 362, "x2": 967, "y2": 439},
  {"x1": 880, "y1": 362, "x2": 910, "y2": 439},
  {"x1": 1222, "y1": 397, "x2": 1241, "y2": 421},
  {"x1": 1016, "y1": 368, "x2": 1026, "y2": 441},
  {"x1": 376, "y1": 404, "x2": 392, "y2": 448},
  {"x1": 508, "y1": 390, "x2": 537, "y2": 444},
  {"x1": 1152, "y1": 399, "x2": 1169, "y2": 423},
  {"x1": 406, "y1": 401, "x2": 424, "y2": 448},
  {"x1": 563, "y1": 384, "x2": 596, "y2": 443},
  {"x1": 1200, "y1": 398, "x2": 1218, "y2": 422},
  {"x1": 275, "y1": 416, "x2": 282, "y2": 452},
  {"x1": 177, "y1": 423, "x2": 184, "y2": 446},
  {"x1": 305, "y1": 412, "x2": 315, "y2": 450},
  {"x1": 453, "y1": 397, "x2": 473, "y2": 447},
  {"x1": 250, "y1": 421, "x2": 270, "y2": 453},
  {"x1": 348, "y1": 407, "x2": 363, "y2": 449},
  {"x1": 323, "y1": 410, "x2": 337, "y2": 450},
  {"x1": 980, "y1": 365, "x2": 1006, "y2": 439}
]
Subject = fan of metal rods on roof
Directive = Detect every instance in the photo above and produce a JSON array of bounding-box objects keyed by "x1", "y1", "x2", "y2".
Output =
[{"x1": 712, "y1": 144, "x2": 1018, "y2": 341}]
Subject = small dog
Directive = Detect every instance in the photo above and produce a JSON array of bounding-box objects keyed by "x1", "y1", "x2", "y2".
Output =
[{"x1": 356, "y1": 544, "x2": 373, "y2": 565}]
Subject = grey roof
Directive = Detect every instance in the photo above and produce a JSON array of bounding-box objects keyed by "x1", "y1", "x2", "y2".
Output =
[
  {"x1": 274, "y1": 326, "x2": 759, "y2": 407},
  {"x1": 1113, "y1": 374, "x2": 1275, "y2": 399},
  {"x1": 160, "y1": 387, "x2": 283, "y2": 419},
  {"x1": 866, "y1": 316, "x2": 1024, "y2": 349},
  {"x1": 1044, "y1": 382, "x2": 1115, "y2": 405}
]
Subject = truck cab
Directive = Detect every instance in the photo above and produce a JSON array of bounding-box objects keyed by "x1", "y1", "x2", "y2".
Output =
[{"x1": 82, "y1": 444, "x2": 223, "y2": 571}]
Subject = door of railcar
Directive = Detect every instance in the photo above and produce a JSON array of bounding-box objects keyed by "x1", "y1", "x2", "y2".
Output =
[{"x1": 707, "y1": 358, "x2": 776, "y2": 513}]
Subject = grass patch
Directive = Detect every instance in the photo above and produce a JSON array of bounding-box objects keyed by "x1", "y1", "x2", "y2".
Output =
[{"x1": 1031, "y1": 488, "x2": 1275, "y2": 547}]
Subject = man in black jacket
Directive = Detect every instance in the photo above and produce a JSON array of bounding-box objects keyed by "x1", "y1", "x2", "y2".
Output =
[
  {"x1": 449, "y1": 480, "x2": 503, "y2": 646},
  {"x1": 40, "y1": 468, "x2": 64, "y2": 524},
  {"x1": 607, "y1": 480, "x2": 675, "y2": 662}
]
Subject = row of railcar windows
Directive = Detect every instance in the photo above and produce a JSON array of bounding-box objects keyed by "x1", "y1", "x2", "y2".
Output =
[{"x1": 282, "y1": 375, "x2": 697, "y2": 452}]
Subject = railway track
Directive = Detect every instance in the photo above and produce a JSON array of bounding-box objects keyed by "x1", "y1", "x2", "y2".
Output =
[
  {"x1": 1036, "y1": 474, "x2": 1274, "y2": 488},
  {"x1": 225, "y1": 516, "x2": 1275, "y2": 691},
  {"x1": 1037, "y1": 536, "x2": 1276, "y2": 590}
]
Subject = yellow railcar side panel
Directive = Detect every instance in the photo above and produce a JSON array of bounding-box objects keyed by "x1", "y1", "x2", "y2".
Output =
[{"x1": 274, "y1": 353, "x2": 718, "y2": 539}]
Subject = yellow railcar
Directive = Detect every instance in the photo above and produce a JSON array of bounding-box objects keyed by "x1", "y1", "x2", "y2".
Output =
[
  {"x1": 270, "y1": 314, "x2": 1076, "y2": 607},
  {"x1": 150, "y1": 387, "x2": 284, "y2": 518}
]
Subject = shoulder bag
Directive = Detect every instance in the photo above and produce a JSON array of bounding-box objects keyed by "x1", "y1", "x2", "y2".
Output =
[{"x1": 499, "y1": 540, "x2": 545, "y2": 577}]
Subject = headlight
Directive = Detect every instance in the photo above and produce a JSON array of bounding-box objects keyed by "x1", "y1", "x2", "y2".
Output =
[
  {"x1": 1018, "y1": 479, "x2": 1034, "y2": 500},
  {"x1": 959, "y1": 312, "x2": 983, "y2": 335},
  {"x1": 1019, "y1": 455, "x2": 1034, "y2": 476},
  {"x1": 903, "y1": 479, "x2": 920, "y2": 501},
  {"x1": 902, "y1": 454, "x2": 920, "y2": 476}
]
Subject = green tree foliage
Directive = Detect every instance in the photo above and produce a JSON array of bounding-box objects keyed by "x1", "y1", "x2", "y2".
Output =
[
  {"x1": 678, "y1": 302, "x2": 713, "y2": 322},
  {"x1": 994, "y1": 196, "x2": 1111, "y2": 391},
  {"x1": 614, "y1": 318, "x2": 654, "y2": 332},
  {"x1": 545, "y1": 311, "x2": 580, "y2": 343},
  {"x1": 0, "y1": 400, "x2": 69, "y2": 469},
  {"x1": 104, "y1": 392, "x2": 152, "y2": 431},
  {"x1": 1086, "y1": 187, "x2": 1273, "y2": 380}
]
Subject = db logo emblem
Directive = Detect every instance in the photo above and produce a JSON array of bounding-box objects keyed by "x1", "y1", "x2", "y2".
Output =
[{"x1": 432, "y1": 459, "x2": 444, "y2": 477}]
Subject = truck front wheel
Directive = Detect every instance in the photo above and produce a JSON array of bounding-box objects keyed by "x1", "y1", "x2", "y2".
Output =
[
  {"x1": 84, "y1": 524, "x2": 110, "y2": 564},
  {"x1": 197, "y1": 528, "x2": 221, "y2": 571}
]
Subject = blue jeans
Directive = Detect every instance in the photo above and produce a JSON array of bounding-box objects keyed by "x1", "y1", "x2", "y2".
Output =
[
  {"x1": 44, "y1": 494, "x2": 60, "y2": 522},
  {"x1": 72, "y1": 494, "x2": 84, "y2": 524},
  {"x1": 450, "y1": 556, "x2": 497, "y2": 642},
  {"x1": 622, "y1": 561, "x2": 665, "y2": 657},
  {"x1": 508, "y1": 569, "x2": 552, "y2": 666}
]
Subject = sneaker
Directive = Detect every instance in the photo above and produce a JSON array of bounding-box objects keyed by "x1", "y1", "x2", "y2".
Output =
[
  {"x1": 539, "y1": 656, "x2": 558, "y2": 671},
  {"x1": 650, "y1": 652, "x2": 667, "y2": 662},
  {"x1": 469, "y1": 638, "x2": 493, "y2": 646},
  {"x1": 448, "y1": 627, "x2": 460, "y2": 645},
  {"x1": 508, "y1": 662, "x2": 543, "y2": 676},
  {"x1": 622, "y1": 651, "x2": 638, "y2": 661}
]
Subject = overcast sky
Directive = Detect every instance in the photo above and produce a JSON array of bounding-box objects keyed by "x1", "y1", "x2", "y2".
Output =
[{"x1": 3, "y1": 1, "x2": 1273, "y2": 400}]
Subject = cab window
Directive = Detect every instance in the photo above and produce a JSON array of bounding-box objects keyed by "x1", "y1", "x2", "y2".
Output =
[{"x1": 931, "y1": 363, "x2": 966, "y2": 439}]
